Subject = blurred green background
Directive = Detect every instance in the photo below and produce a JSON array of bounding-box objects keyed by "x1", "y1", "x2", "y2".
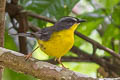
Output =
[{"x1": 3, "y1": 0, "x2": 120, "y2": 79}]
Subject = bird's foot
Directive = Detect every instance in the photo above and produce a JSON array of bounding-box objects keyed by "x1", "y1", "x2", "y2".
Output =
[
  {"x1": 24, "y1": 46, "x2": 40, "y2": 61},
  {"x1": 56, "y1": 57, "x2": 68, "y2": 69},
  {"x1": 24, "y1": 53, "x2": 32, "y2": 61}
]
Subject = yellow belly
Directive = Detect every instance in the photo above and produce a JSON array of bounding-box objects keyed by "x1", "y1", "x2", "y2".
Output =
[
  {"x1": 37, "y1": 23, "x2": 78, "y2": 58},
  {"x1": 38, "y1": 31, "x2": 74, "y2": 58}
]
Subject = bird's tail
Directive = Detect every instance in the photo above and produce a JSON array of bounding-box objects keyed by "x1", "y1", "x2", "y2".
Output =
[{"x1": 9, "y1": 33, "x2": 38, "y2": 38}]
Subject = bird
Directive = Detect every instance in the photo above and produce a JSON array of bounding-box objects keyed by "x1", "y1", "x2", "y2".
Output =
[{"x1": 17, "y1": 16, "x2": 86, "y2": 68}]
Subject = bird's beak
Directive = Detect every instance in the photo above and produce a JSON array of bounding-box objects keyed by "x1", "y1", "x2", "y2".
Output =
[{"x1": 77, "y1": 19, "x2": 86, "y2": 23}]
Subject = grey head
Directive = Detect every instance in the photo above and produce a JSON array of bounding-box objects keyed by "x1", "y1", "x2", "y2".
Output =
[{"x1": 54, "y1": 16, "x2": 86, "y2": 31}]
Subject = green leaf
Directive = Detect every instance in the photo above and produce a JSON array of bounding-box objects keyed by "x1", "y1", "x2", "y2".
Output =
[
  {"x1": 63, "y1": 62, "x2": 99, "y2": 77},
  {"x1": 74, "y1": 35, "x2": 85, "y2": 47},
  {"x1": 77, "y1": 9, "x2": 104, "y2": 21},
  {"x1": 74, "y1": 10, "x2": 104, "y2": 47},
  {"x1": 22, "y1": 0, "x2": 79, "y2": 28},
  {"x1": 4, "y1": 30, "x2": 18, "y2": 51},
  {"x1": 98, "y1": 0, "x2": 119, "y2": 9},
  {"x1": 98, "y1": 0, "x2": 120, "y2": 13},
  {"x1": 2, "y1": 68, "x2": 37, "y2": 80},
  {"x1": 102, "y1": 24, "x2": 120, "y2": 56},
  {"x1": 112, "y1": 5, "x2": 120, "y2": 26},
  {"x1": 76, "y1": 17, "x2": 104, "y2": 36},
  {"x1": 102, "y1": 24, "x2": 119, "y2": 46},
  {"x1": 22, "y1": 0, "x2": 79, "y2": 19}
]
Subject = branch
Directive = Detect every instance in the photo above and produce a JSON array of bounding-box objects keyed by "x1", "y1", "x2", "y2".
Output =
[
  {"x1": 71, "y1": 46, "x2": 120, "y2": 75},
  {"x1": 0, "y1": 47, "x2": 120, "y2": 79},
  {"x1": 11, "y1": 0, "x2": 19, "y2": 4},
  {"x1": 74, "y1": 31, "x2": 120, "y2": 60},
  {"x1": 44, "y1": 56, "x2": 92, "y2": 64},
  {"x1": 0, "y1": 47, "x2": 96, "y2": 80},
  {"x1": 0, "y1": 0, "x2": 6, "y2": 80},
  {"x1": 6, "y1": 3, "x2": 28, "y2": 54},
  {"x1": 15, "y1": 12, "x2": 29, "y2": 54},
  {"x1": 111, "y1": 38, "x2": 115, "y2": 51},
  {"x1": 27, "y1": 12, "x2": 56, "y2": 24},
  {"x1": 0, "y1": 0, "x2": 6, "y2": 47}
]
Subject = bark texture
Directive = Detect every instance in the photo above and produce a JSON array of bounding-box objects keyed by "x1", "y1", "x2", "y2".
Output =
[
  {"x1": 0, "y1": 47, "x2": 119, "y2": 80},
  {"x1": 0, "y1": 0, "x2": 6, "y2": 80},
  {"x1": 0, "y1": 47, "x2": 94, "y2": 80}
]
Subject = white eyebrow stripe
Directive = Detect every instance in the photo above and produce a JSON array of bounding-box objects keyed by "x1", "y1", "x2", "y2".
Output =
[
  {"x1": 59, "y1": 17, "x2": 77, "y2": 22},
  {"x1": 71, "y1": 17, "x2": 77, "y2": 21}
]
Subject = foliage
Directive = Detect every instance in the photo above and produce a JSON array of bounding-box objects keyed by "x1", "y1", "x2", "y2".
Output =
[{"x1": 21, "y1": 0, "x2": 79, "y2": 27}]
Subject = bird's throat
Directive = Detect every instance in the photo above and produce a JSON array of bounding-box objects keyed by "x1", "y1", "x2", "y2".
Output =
[{"x1": 69, "y1": 23, "x2": 79, "y2": 32}]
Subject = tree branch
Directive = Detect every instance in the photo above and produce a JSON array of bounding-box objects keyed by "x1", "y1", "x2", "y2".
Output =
[
  {"x1": 15, "y1": 12, "x2": 29, "y2": 54},
  {"x1": 6, "y1": 3, "x2": 28, "y2": 54},
  {"x1": 11, "y1": 0, "x2": 18, "y2": 4},
  {"x1": 0, "y1": 47, "x2": 96, "y2": 80},
  {"x1": 0, "y1": 47, "x2": 120, "y2": 79},
  {"x1": 0, "y1": 0, "x2": 6, "y2": 47},
  {"x1": 44, "y1": 56, "x2": 92, "y2": 64},
  {"x1": 74, "y1": 31, "x2": 120, "y2": 60},
  {"x1": 27, "y1": 12, "x2": 56, "y2": 24},
  {"x1": 0, "y1": 0, "x2": 6, "y2": 80},
  {"x1": 71, "y1": 46, "x2": 120, "y2": 75}
]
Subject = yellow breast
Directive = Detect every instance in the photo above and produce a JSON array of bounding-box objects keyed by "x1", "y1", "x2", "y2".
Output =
[{"x1": 38, "y1": 23, "x2": 79, "y2": 58}]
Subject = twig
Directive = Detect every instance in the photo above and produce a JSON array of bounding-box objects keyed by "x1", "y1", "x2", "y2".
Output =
[
  {"x1": 71, "y1": 46, "x2": 120, "y2": 75},
  {"x1": 28, "y1": 22, "x2": 41, "y2": 32},
  {"x1": 92, "y1": 44, "x2": 97, "y2": 56},
  {"x1": 11, "y1": 0, "x2": 19, "y2": 4},
  {"x1": 15, "y1": 12, "x2": 29, "y2": 54},
  {"x1": 44, "y1": 56, "x2": 92, "y2": 64},
  {"x1": 74, "y1": 31, "x2": 120, "y2": 60},
  {"x1": 111, "y1": 38, "x2": 115, "y2": 51},
  {"x1": 27, "y1": 12, "x2": 56, "y2": 24}
]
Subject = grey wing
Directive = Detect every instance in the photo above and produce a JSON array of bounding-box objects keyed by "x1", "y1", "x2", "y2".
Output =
[
  {"x1": 14, "y1": 26, "x2": 55, "y2": 41},
  {"x1": 14, "y1": 18, "x2": 75, "y2": 40},
  {"x1": 35, "y1": 26, "x2": 55, "y2": 41}
]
